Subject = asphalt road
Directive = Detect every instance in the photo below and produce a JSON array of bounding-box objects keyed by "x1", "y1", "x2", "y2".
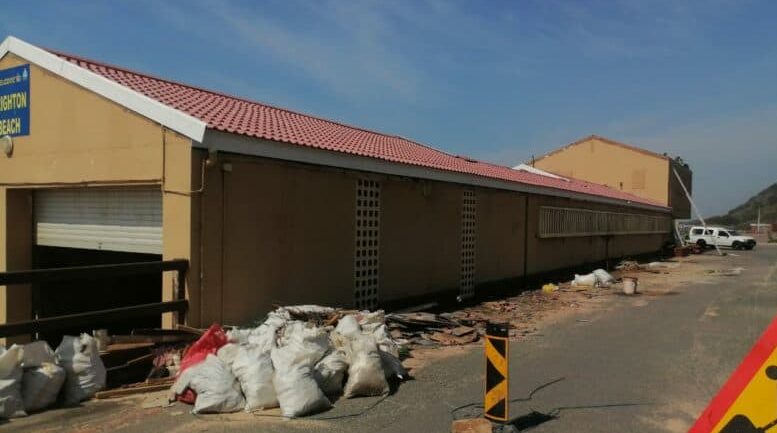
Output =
[{"x1": 8, "y1": 246, "x2": 777, "y2": 433}]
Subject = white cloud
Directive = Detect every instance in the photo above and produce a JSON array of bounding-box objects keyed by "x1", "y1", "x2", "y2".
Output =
[{"x1": 143, "y1": 0, "x2": 431, "y2": 102}]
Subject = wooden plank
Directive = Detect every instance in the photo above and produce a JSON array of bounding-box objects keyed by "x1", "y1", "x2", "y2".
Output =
[
  {"x1": 0, "y1": 300, "x2": 188, "y2": 338},
  {"x1": 429, "y1": 331, "x2": 478, "y2": 345},
  {"x1": 451, "y1": 326, "x2": 475, "y2": 337},
  {"x1": 104, "y1": 342, "x2": 156, "y2": 352},
  {"x1": 95, "y1": 383, "x2": 172, "y2": 399},
  {"x1": 174, "y1": 324, "x2": 205, "y2": 336},
  {"x1": 127, "y1": 353, "x2": 154, "y2": 366},
  {"x1": 145, "y1": 377, "x2": 176, "y2": 386}
]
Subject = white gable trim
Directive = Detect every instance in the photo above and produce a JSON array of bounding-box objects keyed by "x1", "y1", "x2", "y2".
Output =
[{"x1": 0, "y1": 36, "x2": 206, "y2": 143}]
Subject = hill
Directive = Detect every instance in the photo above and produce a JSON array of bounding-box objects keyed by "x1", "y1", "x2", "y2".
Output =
[{"x1": 706, "y1": 182, "x2": 777, "y2": 228}]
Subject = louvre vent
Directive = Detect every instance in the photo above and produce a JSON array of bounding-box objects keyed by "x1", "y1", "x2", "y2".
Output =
[{"x1": 538, "y1": 206, "x2": 671, "y2": 238}]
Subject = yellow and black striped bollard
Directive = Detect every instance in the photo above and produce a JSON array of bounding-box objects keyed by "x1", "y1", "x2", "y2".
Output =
[{"x1": 484, "y1": 322, "x2": 509, "y2": 422}]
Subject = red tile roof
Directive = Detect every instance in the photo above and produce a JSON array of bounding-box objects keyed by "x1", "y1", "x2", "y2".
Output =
[{"x1": 51, "y1": 50, "x2": 668, "y2": 210}]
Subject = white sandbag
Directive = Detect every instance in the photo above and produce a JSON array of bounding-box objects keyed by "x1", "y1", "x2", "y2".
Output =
[
  {"x1": 216, "y1": 343, "x2": 241, "y2": 367},
  {"x1": 357, "y1": 310, "x2": 386, "y2": 333},
  {"x1": 55, "y1": 334, "x2": 106, "y2": 405},
  {"x1": 227, "y1": 324, "x2": 279, "y2": 350},
  {"x1": 0, "y1": 345, "x2": 26, "y2": 418},
  {"x1": 334, "y1": 315, "x2": 361, "y2": 338},
  {"x1": 246, "y1": 324, "x2": 278, "y2": 353},
  {"x1": 379, "y1": 350, "x2": 407, "y2": 381},
  {"x1": 279, "y1": 322, "x2": 330, "y2": 366},
  {"x1": 313, "y1": 350, "x2": 349, "y2": 395},
  {"x1": 226, "y1": 328, "x2": 252, "y2": 345},
  {"x1": 592, "y1": 269, "x2": 615, "y2": 284},
  {"x1": 271, "y1": 344, "x2": 332, "y2": 417},
  {"x1": 264, "y1": 310, "x2": 291, "y2": 328},
  {"x1": 22, "y1": 341, "x2": 57, "y2": 368},
  {"x1": 572, "y1": 273, "x2": 597, "y2": 287},
  {"x1": 283, "y1": 305, "x2": 336, "y2": 317},
  {"x1": 343, "y1": 335, "x2": 389, "y2": 398},
  {"x1": 232, "y1": 345, "x2": 278, "y2": 411},
  {"x1": 21, "y1": 362, "x2": 65, "y2": 412},
  {"x1": 371, "y1": 324, "x2": 400, "y2": 358},
  {"x1": 330, "y1": 315, "x2": 361, "y2": 351},
  {"x1": 170, "y1": 354, "x2": 245, "y2": 414}
]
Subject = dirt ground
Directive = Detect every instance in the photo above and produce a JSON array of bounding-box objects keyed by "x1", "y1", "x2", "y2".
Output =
[
  {"x1": 404, "y1": 251, "x2": 749, "y2": 373},
  {"x1": 4, "y1": 249, "x2": 763, "y2": 433}
]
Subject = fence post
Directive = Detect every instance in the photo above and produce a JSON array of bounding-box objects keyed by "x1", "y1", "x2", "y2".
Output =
[{"x1": 175, "y1": 261, "x2": 187, "y2": 325}]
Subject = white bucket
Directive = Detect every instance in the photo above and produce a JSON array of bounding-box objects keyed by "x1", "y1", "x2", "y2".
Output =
[{"x1": 622, "y1": 277, "x2": 638, "y2": 295}]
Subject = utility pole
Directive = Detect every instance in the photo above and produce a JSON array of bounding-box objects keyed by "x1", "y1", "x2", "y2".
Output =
[{"x1": 673, "y1": 168, "x2": 723, "y2": 256}]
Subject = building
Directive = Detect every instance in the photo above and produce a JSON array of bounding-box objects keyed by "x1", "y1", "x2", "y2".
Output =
[
  {"x1": 531, "y1": 135, "x2": 693, "y2": 219},
  {"x1": 0, "y1": 37, "x2": 673, "y2": 339}
]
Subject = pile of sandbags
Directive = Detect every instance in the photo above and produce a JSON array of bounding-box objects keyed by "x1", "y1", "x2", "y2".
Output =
[
  {"x1": 171, "y1": 306, "x2": 407, "y2": 418},
  {"x1": 0, "y1": 334, "x2": 106, "y2": 419}
]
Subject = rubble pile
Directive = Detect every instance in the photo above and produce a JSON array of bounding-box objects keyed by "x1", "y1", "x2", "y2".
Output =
[
  {"x1": 169, "y1": 305, "x2": 408, "y2": 417},
  {"x1": 616, "y1": 260, "x2": 678, "y2": 274}
]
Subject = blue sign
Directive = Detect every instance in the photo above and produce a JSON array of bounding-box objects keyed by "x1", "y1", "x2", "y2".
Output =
[{"x1": 0, "y1": 64, "x2": 30, "y2": 137}]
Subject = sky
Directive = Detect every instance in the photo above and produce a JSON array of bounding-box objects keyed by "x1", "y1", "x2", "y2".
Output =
[{"x1": 2, "y1": 0, "x2": 776, "y2": 216}]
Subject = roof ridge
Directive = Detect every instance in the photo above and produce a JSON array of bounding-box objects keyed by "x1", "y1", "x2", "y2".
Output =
[
  {"x1": 47, "y1": 48, "x2": 437, "y2": 146},
  {"x1": 535, "y1": 134, "x2": 670, "y2": 162},
  {"x1": 589, "y1": 135, "x2": 670, "y2": 160}
]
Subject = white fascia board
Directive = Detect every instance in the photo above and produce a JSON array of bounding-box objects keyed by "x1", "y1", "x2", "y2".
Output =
[
  {"x1": 0, "y1": 36, "x2": 206, "y2": 143},
  {"x1": 201, "y1": 130, "x2": 671, "y2": 213}
]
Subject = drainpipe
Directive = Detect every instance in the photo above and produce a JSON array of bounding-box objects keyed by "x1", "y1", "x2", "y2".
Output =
[{"x1": 523, "y1": 194, "x2": 530, "y2": 286}]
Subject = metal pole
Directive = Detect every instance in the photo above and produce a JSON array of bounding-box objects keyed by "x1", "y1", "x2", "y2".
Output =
[{"x1": 673, "y1": 168, "x2": 723, "y2": 256}]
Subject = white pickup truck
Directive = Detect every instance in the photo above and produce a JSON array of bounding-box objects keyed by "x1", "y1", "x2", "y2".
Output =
[{"x1": 688, "y1": 226, "x2": 757, "y2": 250}]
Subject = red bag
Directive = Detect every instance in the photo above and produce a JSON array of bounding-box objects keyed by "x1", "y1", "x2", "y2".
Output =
[{"x1": 175, "y1": 323, "x2": 228, "y2": 403}]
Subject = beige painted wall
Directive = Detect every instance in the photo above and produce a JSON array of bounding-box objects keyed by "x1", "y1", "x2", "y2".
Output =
[
  {"x1": 0, "y1": 53, "x2": 196, "y2": 331},
  {"x1": 195, "y1": 151, "x2": 671, "y2": 325},
  {"x1": 210, "y1": 156, "x2": 355, "y2": 325},
  {"x1": 197, "y1": 151, "x2": 224, "y2": 326},
  {"x1": 534, "y1": 137, "x2": 670, "y2": 206},
  {"x1": 380, "y1": 179, "x2": 460, "y2": 302},
  {"x1": 197, "y1": 155, "x2": 531, "y2": 323},
  {"x1": 0, "y1": 54, "x2": 164, "y2": 185},
  {"x1": 161, "y1": 130, "x2": 197, "y2": 328},
  {"x1": 0, "y1": 189, "x2": 33, "y2": 344},
  {"x1": 475, "y1": 189, "x2": 525, "y2": 284},
  {"x1": 525, "y1": 194, "x2": 671, "y2": 274}
]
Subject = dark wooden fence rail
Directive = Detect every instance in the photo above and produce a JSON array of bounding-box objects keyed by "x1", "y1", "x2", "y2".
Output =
[{"x1": 0, "y1": 259, "x2": 188, "y2": 338}]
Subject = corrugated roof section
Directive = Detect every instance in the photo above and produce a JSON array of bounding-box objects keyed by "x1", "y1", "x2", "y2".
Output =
[{"x1": 51, "y1": 50, "x2": 668, "y2": 210}]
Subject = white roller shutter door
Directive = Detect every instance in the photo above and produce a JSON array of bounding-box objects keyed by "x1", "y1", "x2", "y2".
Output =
[{"x1": 34, "y1": 187, "x2": 163, "y2": 254}]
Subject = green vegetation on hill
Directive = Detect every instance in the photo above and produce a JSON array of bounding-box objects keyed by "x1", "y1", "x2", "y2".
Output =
[{"x1": 706, "y1": 183, "x2": 777, "y2": 228}]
